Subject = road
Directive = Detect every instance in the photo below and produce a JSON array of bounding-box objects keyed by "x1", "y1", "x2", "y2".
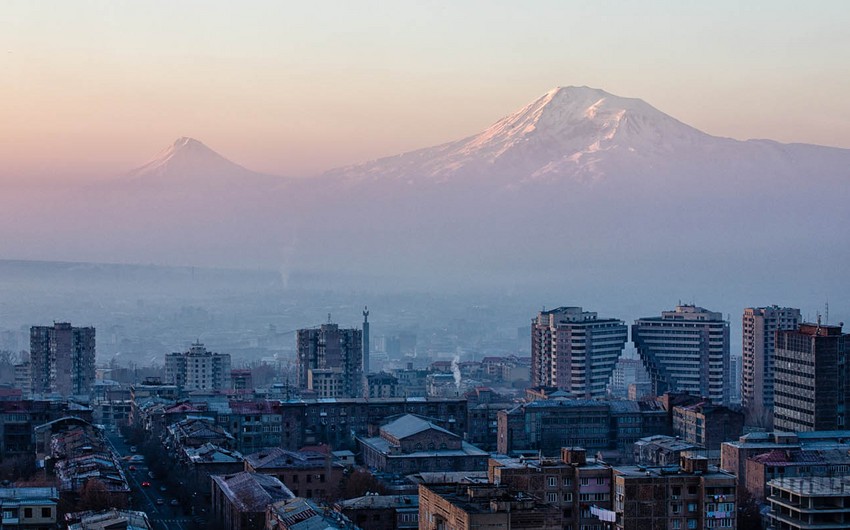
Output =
[{"x1": 107, "y1": 432, "x2": 197, "y2": 530}]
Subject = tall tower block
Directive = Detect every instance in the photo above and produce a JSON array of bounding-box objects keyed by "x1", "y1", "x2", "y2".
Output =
[{"x1": 363, "y1": 306, "x2": 370, "y2": 374}]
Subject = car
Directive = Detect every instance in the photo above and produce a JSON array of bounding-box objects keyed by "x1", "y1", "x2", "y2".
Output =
[
  {"x1": 170, "y1": 499, "x2": 179, "y2": 506},
  {"x1": 148, "y1": 472, "x2": 155, "y2": 479},
  {"x1": 141, "y1": 481, "x2": 151, "y2": 487},
  {"x1": 128, "y1": 465, "x2": 137, "y2": 471},
  {"x1": 156, "y1": 499, "x2": 165, "y2": 505},
  {"x1": 159, "y1": 486, "x2": 167, "y2": 492},
  {"x1": 130, "y1": 446, "x2": 137, "y2": 453}
]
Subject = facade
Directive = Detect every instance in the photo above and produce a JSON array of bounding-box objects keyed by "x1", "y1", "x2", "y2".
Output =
[
  {"x1": 766, "y1": 476, "x2": 850, "y2": 530},
  {"x1": 671, "y1": 402, "x2": 745, "y2": 450},
  {"x1": 335, "y1": 494, "x2": 418, "y2": 530},
  {"x1": 210, "y1": 472, "x2": 294, "y2": 530},
  {"x1": 612, "y1": 456, "x2": 737, "y2": 530},
  {"x1": 489, "y1": 448, "x2": 614, "y2": 530},
  {"x1": 633, "y1": 435, "x2": 702, "y2": 467},
  {"x1": 746, "y1": 448, "x2": 850, "y2": 502},
  {"x1": 0, "y1": 487, "x2": 58, "y2": 530},
  {"x1": 610, "y1": 357, "x2": 649, "y2": 398},
  {"x1": 297, "y1": 323, "x2": 363, "y2": 398},
  {"x1": 243, "y1": 447, "x2": 344, "y2": 500},
  {"x1": 773, "y1": 323, "x2": 849, "y2": 432},
  {"x1": 496, "y1": 399, "x2": 669, "y2": 458},
  {"x1": 230, "y1": 369, "x2": 253, "y2": 391},
  {"x1": 531, "y1": 307, "x2": 628, "y2": 398},
  {"x1": 633, "y1": 305, "x2": 730, "y2": 405},
  {"x1": 14, "y1": 362, "x2": 31, "y2": 399},
  {"x1": 358, "y1": 414, "x2": 488, "y2": 475},
  {"x1": 418, "y1": 483, "x2": 561, "y2": 530},
  {"x1": 367, "y1": 372, "x2": 400, "y2": 398},
  {"x1": 164, "y1": 342, "x2": 231, "y2": 392},
  {"x1": 741, "y1": 306, "x2": 801, "y2": 428},
  {"x1": 30, "y1": 323, "x2": 96, "y2": 397}
]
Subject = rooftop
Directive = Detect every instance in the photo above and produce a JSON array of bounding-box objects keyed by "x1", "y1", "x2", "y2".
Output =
[
  {"x1": 381, "y1": 414, "x2": 456, "y2": 440},
  {"x1": 770, "y1": 476, "x2": 850, "y2": 496},
  {"x1": 336, "y1": 494, "x2": 418, "y2": 510},
  {"x1": 211, "y1": 472, "x2": 294, "y2": 512}
]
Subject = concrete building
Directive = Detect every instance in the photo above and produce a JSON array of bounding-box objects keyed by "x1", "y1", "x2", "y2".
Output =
[
  {"x1": 367, "y1": 372, "x2": 400, "y2": 398},
  {"x1": 266, "y1": 497, "x2": 356, "y2": 530},
  {"x1": 531, "y1": 307, "x2": 628, "y2": 398},
  {"x1": 746, "y1": 448, "x2": 850, "y2": 502},
  {"x1": 358, "y1": 414, "x2": 488, "y2": 475},
  {"x1": 230, "y1": 369, "x2": 253, "y2": 391},
  {"x1": 30, "y1": 323, "x2": 95, "y2": 397},
  {"x1": 14, "y1": 362, "x2": 31, "y2": 399},
  {"x1": 671, "y1": 401, "x2": 745, "y2": 450},
  {"x1": 610, "y1": 357, "x2": 649, "y2": 398},
  {"x1": 211, "y1": 472, "x2": 294, "y2": 530},
  {"x1": 612, "y1": 455, "x2": 737, "y2": 530},
  {"x1": 497, "y1": 398, "x2": 669, "y2": 458},
  {"x1": 65, "y1": 509, "x2": 152, "y2": 530},
  {"x1": 0, "y1": 487, "x2": 58, "y2": 530},
  {"x1": 774, "y1": 322, "x2": 849, "y2": 432},
  {"x1": 164, "y1": 342, "x2": 231, "y2": 392},
  {"x1": 335, "y1": 494, "x2": 418, "y2": 530},
  {"x1": 633, "y1": 435, "x2": 702, "y2": 467},
  {"x1": 297, "y1": 323, "x2": 363, "y2": 399},
  {"x1": 766, "y1": 476, "x2": 850, "y2": 530},
  {"x1": 489, "y1": 448, "x2": 613, "y2": 530},
  {"x1": 418, "y1": 483, "x2": 561, "y2": 530},
  {"x1": 243, "y1": 447, "x2": 344, "y2": 501},
  {"x1": 742, "y1": 306, "x2": 801, "y2": 428},
  {"x1": 633, "y1": 305, "x2": 731, "y2": 405}
]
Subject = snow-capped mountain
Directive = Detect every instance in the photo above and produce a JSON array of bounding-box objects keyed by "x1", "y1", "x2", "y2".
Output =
[
  {"x1": 123, "y1": 137, "x2": 279, "y2": 188},
  {"x1": 323, "y1": 86, "x2": 848, "y2": 187}
]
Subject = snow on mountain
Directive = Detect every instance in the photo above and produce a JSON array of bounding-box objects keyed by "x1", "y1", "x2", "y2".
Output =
[
  {"x1": 322, "y1": 86, "x2": 847, "y2": 187},
  {"x1": 123, "y1": 137, "x2": 279, "y2": 188}
]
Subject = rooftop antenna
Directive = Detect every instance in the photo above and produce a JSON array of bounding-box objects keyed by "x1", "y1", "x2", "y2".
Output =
[
  {"x1": 825, "y1": 300, "x2": 830, "y2": 325},
  {"x1": 327, "y1": 313, "x2": 332, "y2": 324}
]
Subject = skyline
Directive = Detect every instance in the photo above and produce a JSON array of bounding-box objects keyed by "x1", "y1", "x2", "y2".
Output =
[{"x1": 3, "y1": 1, "x2": 850, "y2": 181}]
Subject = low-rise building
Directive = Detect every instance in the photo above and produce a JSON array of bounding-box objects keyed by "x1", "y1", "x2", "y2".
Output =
[
  {"x1": 746, "y1": 448, "x2": 850, "y2": 502},
  {"x1": 633, "y1": 435, "x2": 703, "y2": 467},
  {"x1": 335, "y1": 494, "x2": 418, "y2": 530},
  {"x1": 672, "y1": 401, "x2": 744, "y2": 450},
  {"x1": 418, "y1": 483, "x2": 561, "y2": 530},
  {"x1": 0, "y1": 487, "x2": 58, "y2": 530},
  {"x1": 211, "y1": 472, "x2": 294, "y2": 530},
  {"x1": 65, "y1": 509, "x2": 152, "y2": 530},
  {"x1": 358, "y1": 415, "x2": 487, "y2": 475},
  {"x1": 243, "y1": 447, "x2": 344, "y2": 500},
  {"x1": 267, "y1": 497, "x2": 358, "y2": 530}
]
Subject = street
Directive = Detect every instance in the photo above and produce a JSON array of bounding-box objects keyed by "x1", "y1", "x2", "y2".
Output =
[{"x1": 106, "y1": 432, "x2": 197, "y2": 530}]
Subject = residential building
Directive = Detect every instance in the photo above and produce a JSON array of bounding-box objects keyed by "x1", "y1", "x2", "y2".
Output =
[
  {"x1": 531, "y1": 307, "x2": 628, "y2": 398},
  {"x1": 367, "y1": 372, "x2": 400, "y2": 398},
  {"x1": 633, "y1": 305, "x2": 731, "y2": 405},
  {"x1": 633, "y1": 435, "x2": 702, "y2": 467},
  {"x1": 358, "y1": 414, "x2": 488, "y2": 475},
  {"x1": 297, "y1": 323, "x2": 363, "y2": 398},
  {"x1": 496, "y1": 398, "x2": 669, "y2": 458},
  {"x1": 773, "y1": 322, "x2": 849, "y2": 432},
  {"x1": 14, "y1": 362, "x2": 31, "y2": 399},
  {"x1": 231, "y1": 369, "x2": 253, "y2": 391},
  {"x1": 612, "y1": 455, "x2": 737, "y2": 530},
  {"x1": 266, "y1": 497, "x2": 357, "y2": 530},
  {"x1": 0, "y1": 487, "x2": 58, "y2": 530},
  {"x1": 418, "y1": 483, "x2": 561, "y2": 530},
  {"x1": 243, "y1": 447, "x2": 344, "y2": 500},
  {"x1": 746, "y1": 448, "x2": 850, "y2": 502},
  {"x1": 671, "y1": 401, "x2": 744, "y2": 450},
  {"x1": 211, "y1": 472, "x2": 294, "y2": 530},
  {"x1": 610, "y1": 357, "x2": 649, "y2": 398},
  {"x1": 489, "y1": 448, "x2": 613, "y2": 530},
  {"x1": 766, "y1": 476, "x2": 850, "y2": 530},
  {"x1": 30, "y1": 323, "x2": 95, "y2": 397},
  {"x1": 65, "y1": 509, "x2": 152, "y2": 530},
  {"x1": 164, "y1": 342, "x2": 231, "y2": 392},
  {"x1": 741, "y1": 306, "x2": 801, "y2": 428},
  {"x1": 335, "y1": 494, "x2": 418, "y2": 530}
]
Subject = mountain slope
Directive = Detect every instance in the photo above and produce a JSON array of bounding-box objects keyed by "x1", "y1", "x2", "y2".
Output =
[
  {"x1": 322, "y1": 86, "x2": 849, "y2": 187},
  {"x1": 122, "y1": 137, "x2": 282, "y2": 188}
]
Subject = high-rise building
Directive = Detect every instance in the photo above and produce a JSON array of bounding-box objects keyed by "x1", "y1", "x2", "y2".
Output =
[
  {"x1": 164, "y1": 342, "x2": 231, "y2": 392},
  {"x1": 531, "y1": 307, "x2": 628, "y2": 398},
  {"x1": 741, "y1": 306, "x2": 801, "y2": 428},
  {"x1": 633, "y1": 305, "x2": 730, "y2": 405},
  {"x1": 362, "y1": 307, "x2": 370, "y2": 375},
  {"x1": 30, "y1": 323, "x2": 96, "y2": 397},
  {"x1": 773, "y1": 322, "x2": 849, "y2": 432},
  {"x1": 296, "y1": 323, "x2": 363, "y2": 398},
  {"x1": 610, "y1": 356, "x2": 649, "y2": 398}
]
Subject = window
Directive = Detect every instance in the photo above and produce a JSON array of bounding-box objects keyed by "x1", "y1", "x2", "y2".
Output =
[
  {"x1": 687, "y1": 503, "x2": 697, "y2": 512},
  {"x1": 673, "y1": 520, "x2": 681, "y2": 529},
  {"x1": 596, "y1": 477, "x2": 605, "y2": 485},
  {"x1": 548, "y1": 476, "x2": 557, "y2": 487},
  {"x1": 24, "y1": 508, "x2": 32, "y2": 518},
  {"x1": 41, "y1": 508, "x2": 51, "y2": 518},
  {"x1": 687, "y1": 519, "x2": 697, "y2": 529},
  {"x1": 548, "y1": 492, "x2": 558, "y2": 502}
]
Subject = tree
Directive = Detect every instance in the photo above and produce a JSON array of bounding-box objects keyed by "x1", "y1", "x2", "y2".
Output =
[
  {"x1": 737, "y1": 487, "x2": 762, "y2": 530},
  {"x1": 78, "y1": 479, "x2": 112, "y2": 512},
  {"x1": 338, "y1": 468, "x2": 387, "y2": 500}
]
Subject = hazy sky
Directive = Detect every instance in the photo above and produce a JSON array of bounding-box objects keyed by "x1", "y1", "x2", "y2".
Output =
[{"x1": 3, "y1": 1, "x2": 849, "y2": 179}]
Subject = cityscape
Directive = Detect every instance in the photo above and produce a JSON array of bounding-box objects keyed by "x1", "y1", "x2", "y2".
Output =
[{"x1": 2, "y1": 2, "x2": 850, "y2": 530}]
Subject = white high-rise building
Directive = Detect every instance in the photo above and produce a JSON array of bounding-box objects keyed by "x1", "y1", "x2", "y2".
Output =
[
  {"x1": 741, "y1": 306, "x2": 800, "y2": 428},
  {"x1": 531, "y1": 307, "x2": 628, "y2": 398},
  {"x1": 633, "y1": 305, "x2": 730, "y2": 405},
  {"x1": 164, "y1": 342, "x2": 231, "y2": 391}
]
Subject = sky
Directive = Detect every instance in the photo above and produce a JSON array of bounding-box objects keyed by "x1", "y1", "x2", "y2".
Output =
[{"x1": 2, "y1": 0, "x2": 850, "y2": 180}]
